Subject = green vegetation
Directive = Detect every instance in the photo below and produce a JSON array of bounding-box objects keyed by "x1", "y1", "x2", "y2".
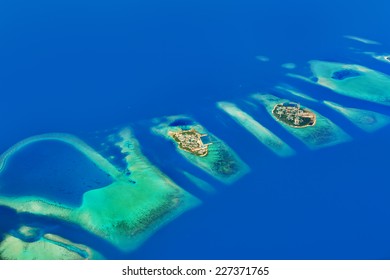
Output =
[
  {"x1": 169, "y1": 128, "x2": 210, "y2": 157},
  {"x1": 272, "y1": 103, "x2": 316, "y2": 128},
  {"x1": 251, "y1": 94, "x2": 351, "y2": 149},
  {"x1": 151, "y1": 115, "x2": 249, "y2": 184}
]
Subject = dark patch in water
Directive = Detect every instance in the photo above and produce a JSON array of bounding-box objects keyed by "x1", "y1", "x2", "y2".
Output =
[
  {"x1": 0, "y1": 206, "x2": 20, "y2": 234},
  {"x1": 310, "y1": 76, "x2": 319, "y2": 83},
  {"x1": 282, "y1": 102, "x2": 299, "y2": 108},
  {"x1": 331, "y1": 69, "x2": 361, "y2": 80},
  {"x1": 169, "y1": 118, "x2": 194, "y2": 127},
  {"x1": 200, "y1": 135, "x2": 212, "y2": 144}
]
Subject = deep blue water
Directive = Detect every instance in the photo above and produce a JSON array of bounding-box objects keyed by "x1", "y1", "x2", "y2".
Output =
[
  {"x1": 0, "y1": 141, "x2": 112, "y2": 206},
  {"x1": 1, "y1": 0, "x2": 390, "y2": 259}
]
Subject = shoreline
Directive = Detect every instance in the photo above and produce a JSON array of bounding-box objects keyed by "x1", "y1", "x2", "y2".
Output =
[{"x1": 271, "y1": 104, "x2": 317, "y2": 129}]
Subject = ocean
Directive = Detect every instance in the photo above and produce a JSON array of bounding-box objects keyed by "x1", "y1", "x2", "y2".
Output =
[{"x1": 0, "y1": 0, "x2": 389, "y2": 259}]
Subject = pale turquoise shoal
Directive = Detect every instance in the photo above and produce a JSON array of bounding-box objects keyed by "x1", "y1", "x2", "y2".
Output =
[
  {"x1": 151, "y1": 115, "x2": 250, "y2": 184},
  {"x1": 344, "y1": 35, "x2": 381, "y2": 45},
  {"x1": 0, "y1": 129, "x2": 201, "y2": 254},
  {"x1": 181, "y1": 171, "x2": 216, "y2": 194},
  {"x1": 217, "y1": 101, "x2": 295, "y2": 157},
  {"x1": 361, "y1": 51, "x2": 390, "y2": 64},
  {"x1": 275, "y1": 85, "x2": 319, "y2": 103},
  {"x1": 309, "y1": 60, "x2": 390, "y2": 106},
  {"x1": 281, "y1": 63, "x2": 296, "y2": 70},
  {"x1": 323, "y1": 101, "x2": 390, "y2": 133},
  {"x1": 251, "y1": 93, "x2": 352, "y2": 149},
  {"x1": 0, "y1": 227, "x2": 104, "y2": 260}
]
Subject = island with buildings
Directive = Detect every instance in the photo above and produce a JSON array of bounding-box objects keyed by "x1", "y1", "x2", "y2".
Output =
[
  {"x1": 151, "y1": 115, "x2": 249, "y2": 184},
  {"x1": 252, "y1": 93, "x2": 351, "y2": 149},
  {"x1": 272, "y1": 102, "x2": 316, "y2": 128},
  {"x1": 168, "y1": 128, "x2": 212, "y2": 157}
]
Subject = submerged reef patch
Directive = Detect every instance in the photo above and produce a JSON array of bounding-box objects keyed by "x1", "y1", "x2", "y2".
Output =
[
  {"x1": 217, "y1": 102, "x2": 295, "y2": 157},
  {"x1": 308, "y1": 60, "x2": 390, "y2": 106},
  {"x1": 0, "y1": 226, "x2": 104, "y2": 260},
  {"x1": 251, "y1": 94, "x2": 351, "y2": 149},
  {"x1": 275, "y1": 85, "x2": 319, "y2": 103},
  {"x1": 281, "y1": 63, "x2": 297, "y2": 70},
  {"x1": 0, "y1": 130, "x2": 201, "y2": 255},
  {"x1": 181, "y1": 171, "x2": 216, "y2": 194},
  {"x1": 344, "y1": 35, "x2": 381, "y2": 45},
  {"x1": 151, "y1": 115, "x2": 249, "y2": 184},
  {"x1": 323, "y1": 101, "x2": 390, "y2": 133}
]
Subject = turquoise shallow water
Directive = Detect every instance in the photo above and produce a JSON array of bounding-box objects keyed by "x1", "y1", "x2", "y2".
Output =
[{"x1": 1, "y1": 0, "x2": 390, "y2": 259}]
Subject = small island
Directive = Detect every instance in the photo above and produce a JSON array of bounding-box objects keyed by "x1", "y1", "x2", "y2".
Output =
[
  {"x1": 385, "y1": 56, "x2": 390, "y2": 62},
  {"x1": 169, "y1": 128, "x2": 212, "y2": 157},
  {"x1": 272, "y1": 102, "x2": 316, "y2": 128}
]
